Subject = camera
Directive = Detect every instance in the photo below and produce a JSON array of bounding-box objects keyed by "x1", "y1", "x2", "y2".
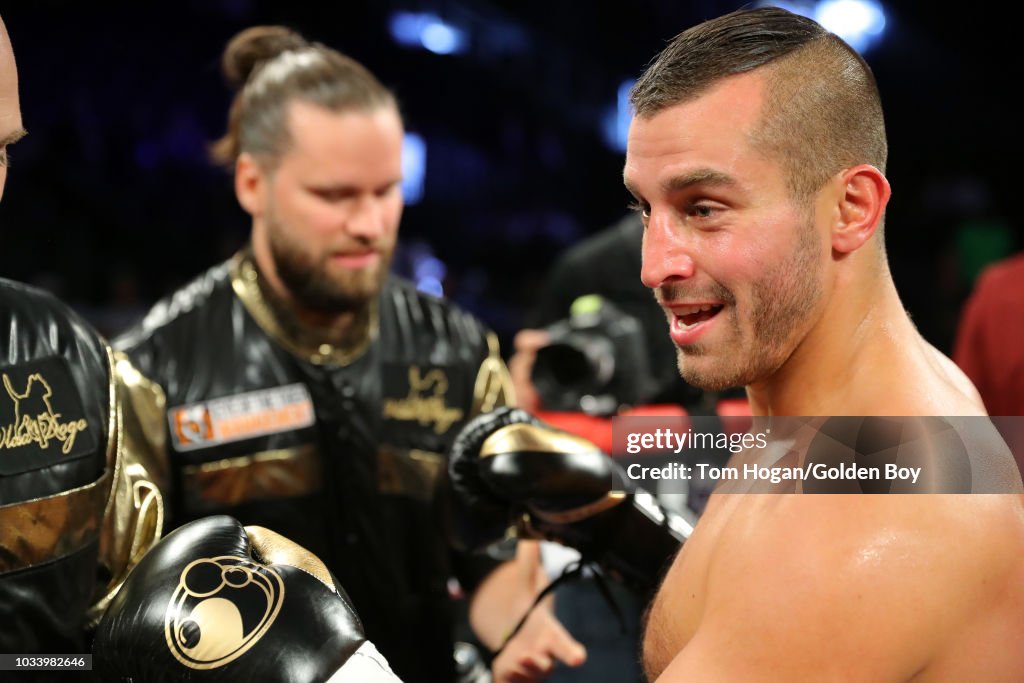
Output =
[{"x1": 531, "y1": 295, "x2": 658, "y2": 416}]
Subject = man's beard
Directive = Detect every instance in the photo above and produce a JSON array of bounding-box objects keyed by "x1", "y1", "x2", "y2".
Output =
[
  {"x1": 663, "y1": 217, "x2": 823, "y2": 391},
  {"x1": 267, "y1": 213, "x2": 392, "y2": 315}
]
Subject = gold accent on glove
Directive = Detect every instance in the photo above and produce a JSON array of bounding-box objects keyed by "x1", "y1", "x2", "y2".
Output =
[
  {"x1": 529, "y1": 492, "x2": 627, "y2": 524},
  {"x1": 479, "y1": 422, "x2": 599, "y2": 459},
  {"x1": 245, "y1": 524, "x2": 336, "y2": 592}
]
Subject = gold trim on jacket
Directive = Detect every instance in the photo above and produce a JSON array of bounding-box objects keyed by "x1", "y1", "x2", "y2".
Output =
[
  {"x1": 87, "y1": 349, "x2": 166, "y2": 626},
  {"x1": 230, "y1": 251, "x2": 378, "y2": 367},
  {"x1": 180, "y1": 444, "x2": 321, "y2": 510},
  {"x1": 471, "y1": 331, "x2": 515, "y2": 416}
]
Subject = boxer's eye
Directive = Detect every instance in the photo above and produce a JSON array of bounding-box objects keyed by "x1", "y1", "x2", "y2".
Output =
[
  {"x1": 627, "y1": 200, "x2": 650, "y2": 219},
  {"x1": 688, "y1": 204, "x2": 718, "y2": 219}
]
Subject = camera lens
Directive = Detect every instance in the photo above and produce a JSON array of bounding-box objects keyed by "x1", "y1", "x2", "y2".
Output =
[
  {"x1": 535, "y1": 343, "x2": 590, "y2": 386},
  {"x1": 532, "y1": 333, "x2": 616, "y2": 412}
]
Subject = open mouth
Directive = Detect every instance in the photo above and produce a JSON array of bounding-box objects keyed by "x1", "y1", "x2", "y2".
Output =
[{"x1": 675, "y1": 304, "x2": 724, "y2": 330}]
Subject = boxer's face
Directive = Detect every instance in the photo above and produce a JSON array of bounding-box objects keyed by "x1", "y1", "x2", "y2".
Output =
[
  {"x1": 256, "y1": 101, "x2": 403, "y2": 313},
  {"x1": 0, "y1": 18, "x2": 26, "y2": 203},
  {"x1": 626, "y1": 71, "x2": 827, "y2": 391}
]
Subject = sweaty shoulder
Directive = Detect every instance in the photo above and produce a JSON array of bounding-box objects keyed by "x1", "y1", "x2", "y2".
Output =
[
  {"x1": 926, "y1": 343, "x2": 986, "y2": 413},
  {"x1": 656, "y1": 494, "x2": 1024, "y2": 681},
  {"x1": 868, "y1": 340, "x2": 986, "y2": 416},
  {"x1": 798, "y1": 416, "x2": 1022, "y2": 494}
]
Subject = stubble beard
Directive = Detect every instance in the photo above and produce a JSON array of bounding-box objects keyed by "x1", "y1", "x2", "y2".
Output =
[{"x1": 671, "y1": 218, "x2": 823, "y2": 391}]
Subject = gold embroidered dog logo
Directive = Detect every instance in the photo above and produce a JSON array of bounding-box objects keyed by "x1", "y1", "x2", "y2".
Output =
[
  {"x1": 165, "y1": 556, "x2": 285, "y2": 670},
  {"x1": 383, "y1": 367, "x2": 464, "y2": 434},
  {"x1": 0, "y1": 372, "x2": 89, "y2": 455}
]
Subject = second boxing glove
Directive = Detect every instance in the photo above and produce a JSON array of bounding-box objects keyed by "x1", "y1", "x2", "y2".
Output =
[
  {"x1": 92, "y1": 515, "x2": 401, "y2": 682},
  {"x1": 450, "y1": 407, "x2": 692, "y2": 592}
]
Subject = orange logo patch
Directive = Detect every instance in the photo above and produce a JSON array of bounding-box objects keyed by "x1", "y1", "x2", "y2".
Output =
[{"x1": 169, "y1": 384, "x2": 315, "y2": 451}]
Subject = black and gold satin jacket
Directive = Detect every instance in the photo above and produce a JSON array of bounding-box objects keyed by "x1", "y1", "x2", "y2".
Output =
[
  {"x1": 115, "y1": 251, "x2": 513, "y2": 683},
  {"x1": 0, "y1": 278, "x2": 164, "y2": 653}
]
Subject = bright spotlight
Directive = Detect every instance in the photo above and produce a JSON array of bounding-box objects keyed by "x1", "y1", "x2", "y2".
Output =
[
  {"x1": 754, "y1": 0, "x2": 886, "y2": 53},
  {"x1": 402, "y1": 132, "x2": 426, "y2": 205},
  {"x1": 814, "y1": 0, "x2": 886, "y2": 52},
  {"x1": 389, "y1": 12, "x2": 466, "y2": 55}
]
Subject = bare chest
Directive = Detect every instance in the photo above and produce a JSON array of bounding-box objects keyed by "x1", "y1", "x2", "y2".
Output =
[
  {"x1": 643, "y1": 493, "x2": 752, "y2": 677},
  {"x1": 642, "y1": 442, "x2": 801, "y2": 677}
]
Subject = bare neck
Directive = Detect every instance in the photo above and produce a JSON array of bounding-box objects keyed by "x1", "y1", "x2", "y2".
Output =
[{"x1": 745, "y1": 257, "x2": 927, "y2": 417}]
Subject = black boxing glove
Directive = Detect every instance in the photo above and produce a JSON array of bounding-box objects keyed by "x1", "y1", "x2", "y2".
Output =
[
  {"x1": 449, "y1": 407, "x2": 692, "y2": 591},
  {"x1": 92, "y1": 515, "x2": 401, "y2": 682}
]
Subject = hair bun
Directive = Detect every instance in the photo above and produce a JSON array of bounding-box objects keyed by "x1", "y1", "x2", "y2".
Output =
[{"x1": 221, "y1": 25, "x2": 309, "y2": 90}]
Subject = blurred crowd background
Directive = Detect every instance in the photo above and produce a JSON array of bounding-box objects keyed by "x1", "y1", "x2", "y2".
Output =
[{"x1": 1, "y1": 0, "x2": 1019, "y2": 355}]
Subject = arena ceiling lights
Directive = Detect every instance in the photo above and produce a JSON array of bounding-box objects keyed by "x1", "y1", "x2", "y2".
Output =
[{"x1": 759, "y1": 0, "x2": 887, "y2": 53}]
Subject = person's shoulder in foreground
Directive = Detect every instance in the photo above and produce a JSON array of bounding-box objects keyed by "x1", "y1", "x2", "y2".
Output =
[
  {"x1": 1, "y1": 14, "x2": 166, "y2": 654},
  {"x1": 622, "y1": 6, "x2": 1024, "y2": 681}
]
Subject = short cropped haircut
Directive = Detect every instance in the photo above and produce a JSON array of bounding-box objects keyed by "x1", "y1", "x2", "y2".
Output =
[{"x1": 631, "y1": 7, "x2": 887, "y2": 200}]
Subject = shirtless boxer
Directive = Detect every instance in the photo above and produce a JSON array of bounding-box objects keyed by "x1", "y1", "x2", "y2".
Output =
[
  {"x1": 622, "y1": 8, "x2": 1024, "y2": 681},
  {"x1": 451, "y1": 7, "x2": 1024, "y2": 682}
]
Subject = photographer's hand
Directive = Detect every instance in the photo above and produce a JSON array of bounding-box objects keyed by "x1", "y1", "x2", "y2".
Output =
[
  {"x1": 508, "y1": 329, "x2": 550, "y2": 413},
  {"x1": 473, "y1": 541, "x2": 587, "y2": 683}
]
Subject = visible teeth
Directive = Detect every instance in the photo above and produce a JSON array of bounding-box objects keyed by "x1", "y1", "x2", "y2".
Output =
[{"x1": 676, "y1": 304, "x2": 716, "y2": 315}]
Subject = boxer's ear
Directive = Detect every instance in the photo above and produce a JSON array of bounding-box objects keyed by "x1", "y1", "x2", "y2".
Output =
[
  {"x1": 830, "y1": 164, "x2": 890, "y2": 254},
  {"x1": 234, "y1": 152, "x2": 267, "y2": 218}
]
